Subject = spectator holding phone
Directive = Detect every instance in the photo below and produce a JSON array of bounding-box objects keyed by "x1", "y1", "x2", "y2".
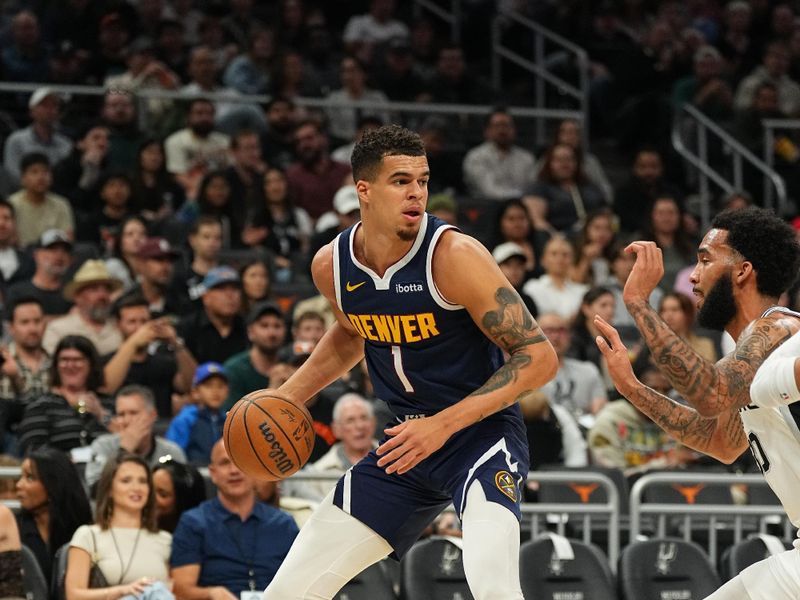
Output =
[{"x1": 104, "y1": 294, "x2": 196, "y2": 419}]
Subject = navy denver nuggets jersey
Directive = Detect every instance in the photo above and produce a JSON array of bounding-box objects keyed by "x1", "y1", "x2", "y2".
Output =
[{"x1": 333, "y1": 214, "x2": 520, "y2": 423}]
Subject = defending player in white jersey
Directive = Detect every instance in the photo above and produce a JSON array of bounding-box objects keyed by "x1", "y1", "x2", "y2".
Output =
[{"x1": 592, "y1": 207, "x2": 800, "y2": 600}]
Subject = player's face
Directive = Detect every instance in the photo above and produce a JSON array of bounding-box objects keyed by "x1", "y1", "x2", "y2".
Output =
[
  {"x1": 362, "y1": 155, "x2": 429, "y2": 242},
  {"x1": 690, "y1": 228, "x2": 739, "y2": 330}
]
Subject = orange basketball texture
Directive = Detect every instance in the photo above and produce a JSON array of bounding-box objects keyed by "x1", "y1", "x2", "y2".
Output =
[{"x1": 223, "y1": 390, "x2": 315, "y2": 481}]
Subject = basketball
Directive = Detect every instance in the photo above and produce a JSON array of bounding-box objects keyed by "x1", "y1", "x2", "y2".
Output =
[{"x1": 223, "y1": 390, "x2": 315, "y2": 481}]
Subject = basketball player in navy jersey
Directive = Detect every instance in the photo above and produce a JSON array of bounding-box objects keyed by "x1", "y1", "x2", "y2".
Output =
[
  {"x1": 591, "y1": 207, "x2": 800, "y2": 599},
  {"x1": 262, "y1": 125, "x2": 558, "y2": 599}
]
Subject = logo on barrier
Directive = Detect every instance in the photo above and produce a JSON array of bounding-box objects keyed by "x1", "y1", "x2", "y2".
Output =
[
  {"x1": 495, "y1": 471, "x2": 517, "y2": 501},
  {"x1": 656, "y1": 542, "x2": 677, "y2": 575},
  {"x1": 548, "y1": 551, "x2": 564, "y2": 576},
  {"x1": 439, "y1": 543, "x2": 461, "y2": 576}
]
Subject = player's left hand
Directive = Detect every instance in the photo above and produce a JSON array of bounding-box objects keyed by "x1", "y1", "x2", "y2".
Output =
[
  {"x1": 622, "y1": 241, "x2": 664, "y2": 305},
  {"x1": 594, "y1": 316, "x2": 636, "y2": 392},
  {"x1": 377, "y1": 417, "x2": 451, "y2": 475}
]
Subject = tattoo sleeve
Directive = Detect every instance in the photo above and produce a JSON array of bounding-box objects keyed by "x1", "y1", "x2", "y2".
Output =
[
  {"x1": 468, "y1": 287, "x2": 549, "y2": 416},
  {"x1": 626, "y1": 299, "x2": 796, "y2": 415},
  {"x1": 625, "y1": 381, "x2": 748, "y2": 460}
]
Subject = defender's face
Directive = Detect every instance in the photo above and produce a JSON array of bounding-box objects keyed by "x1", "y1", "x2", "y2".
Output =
[
  {"x1": 689, "y1": 228, "x2": 734, "y2": 311},
  {"x1": 363, "y1": 155, "x2": 429, "y2": 242}
]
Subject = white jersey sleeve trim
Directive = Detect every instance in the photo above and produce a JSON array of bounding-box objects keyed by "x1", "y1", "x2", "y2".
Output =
[
  {"x1": 332, "y1": 233, "x2": 343, "y2": 311},
  {"x1": 426, "y1": 225, "x2": 463, "y2": 311},
  {"x1": 751, "y1": 355, "x2": 800, "y2": 408}
]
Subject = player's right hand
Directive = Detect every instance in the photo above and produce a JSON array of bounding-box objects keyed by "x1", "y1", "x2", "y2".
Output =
[
  {"x1": 594, "y1": 316, "x2": 637, "y2": 393},
  {"x1": 622, "y1": 241, "x2": 664, "y2": 305}
]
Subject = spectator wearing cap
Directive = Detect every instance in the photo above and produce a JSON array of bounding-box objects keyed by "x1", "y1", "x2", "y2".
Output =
[
  {"x1": 3, "y1": 89, "x2": 73, "y2": 184},
  {"x1": 178, "y1": 266, "x2": 248, "y2": 365},
  {"x1": 309, "y1": 184, "x2": 360, "y2": 259},
  {"x1": 166, "y1": 363, "x2": 229, "y2": 465},
  {"x1": 6, "y1": 229, "x2": 73, "y2": 317},
  {"x1": 462, "y1": 108, "x2": 537, "y2": 202},
  {"x1": 52, "y1": 123, "x2": 111, "y2": 215},
  {"x1": 0, "y1": 199, "x2": 34, "y2": 291},
  {"x1": 9, "y1": 153, "x2": 74, "y2": 247},
  {"x1": 125, "y1": 237, "x2": 187, "y2": 319},
  {"x1": 222, "y1": 302, "x2": 287, "y2": 411},
  {"x1": 286, "y1": 119, "x2": 352, "y2": 220},
  {"x1": 492, "y1": 242, "x2": 538, "y2": 318},
  {"x1": 43, "y1": 260, "x2": 123, "y2": 356},
  {"x1": 103, "y1": 294, "x2": 196, "y2": 419},
  {"x1": 86, "y1": 384, "x2": 186, "y2": 488}
]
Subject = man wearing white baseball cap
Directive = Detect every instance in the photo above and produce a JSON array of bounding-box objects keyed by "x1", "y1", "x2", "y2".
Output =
[
  {"x1": 310, "y1": 185, "x2": 361, "y2": 258},
  {"x1": 492, "y1": 241, "x2": 539, "y2": 317},
  {"x1": 3, "y1": 88, "x2": 72, "y2": 183}
]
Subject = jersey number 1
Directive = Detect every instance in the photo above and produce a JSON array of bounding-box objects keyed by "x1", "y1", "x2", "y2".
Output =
[{"x1": 392, "y1": 345, "x2": 415, "y2": 392}]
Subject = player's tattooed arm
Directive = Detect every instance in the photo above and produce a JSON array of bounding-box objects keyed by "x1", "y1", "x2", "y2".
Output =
[
  {"x1": 623, "y1": 380, "x2": 748, "y2": 462},
  {"x1": 627, "y1": 300, "x2": 798, "y2": 416},
  {"x1": 468, "y1": 287, "x2": 549, "y2": 416}
]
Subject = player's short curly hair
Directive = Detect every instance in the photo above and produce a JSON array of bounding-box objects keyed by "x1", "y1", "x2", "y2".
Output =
[
  {"x1": 351, "y1": 125, "x2": 425, "y2": 182},
  {"x1": 711, "y1": 206, "x2": 800, "y2": 297}
]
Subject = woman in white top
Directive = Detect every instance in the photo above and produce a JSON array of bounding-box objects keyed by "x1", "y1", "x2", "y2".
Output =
[{"x1": 65, "y1": 454, "x2": 172, "y2": 600}]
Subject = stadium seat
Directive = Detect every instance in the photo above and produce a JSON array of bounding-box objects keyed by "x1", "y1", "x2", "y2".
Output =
[
  {"x1": 400, "y1": 537, "x2": 473, "y2": 600},
  {"x1": 52, "y1": 542, "x2": 70, "y2": 600},
  {"x1": 21, "y1": 544, "x2": 49, "y2": 600},
  {"x1": 519, "y1": 534, "x2": 616, "y2": 600},
  {"x1": 718, "y1": 534, "x2": 794, "y2": 581},
  {"x1": 619, "y1": 538, "x2": 720, "y2": 600},
  {"x1": 334, "y1": 561, "x2": 397, "y2": 599}
]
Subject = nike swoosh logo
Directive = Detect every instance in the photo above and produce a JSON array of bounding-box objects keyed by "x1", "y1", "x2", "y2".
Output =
[{"x1": 346, "y1": 281, "x2": 366, "y2": 292}]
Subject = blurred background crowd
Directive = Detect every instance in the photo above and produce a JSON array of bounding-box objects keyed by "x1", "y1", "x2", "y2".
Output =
[{"x1": 0, "y1": 0, "x2": 799, "y2": 597}]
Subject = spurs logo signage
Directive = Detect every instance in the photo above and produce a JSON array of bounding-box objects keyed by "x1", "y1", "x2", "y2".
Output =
[{"x1": 656, "y1": 542, "x2": 677, "y2": 575}]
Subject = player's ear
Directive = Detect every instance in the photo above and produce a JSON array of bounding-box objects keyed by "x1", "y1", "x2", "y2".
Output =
[
  {"x1": 735, "y1": 260, "x2": 754, "y2": 285},
  {"x1": 355, "y1": 180, "x2": 369, "y2": 204}
]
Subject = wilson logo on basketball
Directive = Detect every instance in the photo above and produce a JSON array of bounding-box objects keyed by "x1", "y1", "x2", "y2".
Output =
[{"x1": 258, "y1": 421, "x2": 295, "y2": 474}]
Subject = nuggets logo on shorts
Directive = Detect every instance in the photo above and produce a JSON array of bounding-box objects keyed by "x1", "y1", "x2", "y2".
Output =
[{"x1": 495, "y1": 470, "x2": 517, "y2": 501}]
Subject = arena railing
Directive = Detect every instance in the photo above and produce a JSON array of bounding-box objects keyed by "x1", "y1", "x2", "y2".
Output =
[
  {"x1": 286, "y1": 469, "x2": 621, "y2": 571},
  {"x1": 491, "y1": 10, "x2": 590, "y2": 150},
  {"x1": 762, "y1": 118, "x2": 800, "y2": 210},
  {"x1": 630, "y1": 471, "x2": 793, "y2": 566},
  {"x1": 0, "y1": 81, "x2": 583, "y2": 153},
  {"x1": 2, "y1": 464, "x2": 619, "y2": 568},
  {"x1": 413, "y1": 0, "x2": 462, "y2": 43},
  {"x1": 672, "y1": 103, "x2": 787, "y2": 227}
]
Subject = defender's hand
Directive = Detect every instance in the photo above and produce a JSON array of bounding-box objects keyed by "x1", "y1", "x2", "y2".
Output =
[
  {"x1": 377, "y1": 416, "x2": 451, "y2": 475},
  {"x1": 622, "y1": 241, "x2": 664, "y2": 305},
  {"x1": 594, "y1": 316, "x2": 637, "y2": 393}
]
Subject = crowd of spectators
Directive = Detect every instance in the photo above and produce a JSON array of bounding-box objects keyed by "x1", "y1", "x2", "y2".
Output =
[{"x1": 1, "y1": 0, "x2": 800, "y2": 596}]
